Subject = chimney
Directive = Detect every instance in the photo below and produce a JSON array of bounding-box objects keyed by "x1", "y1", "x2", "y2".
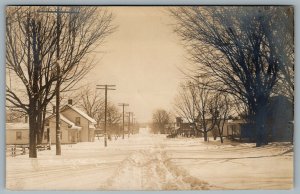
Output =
[
  {"x1": 68, "y1": 99, "x2": 73, "y2": 105},
  {"x1": 53, "y1": 106, "x2": 56, "y2": 114},
  {"x1": 25, "y1": 116, "x2": 28, "y2": 123}
]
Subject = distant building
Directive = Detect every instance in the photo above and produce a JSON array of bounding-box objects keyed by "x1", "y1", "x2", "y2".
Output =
[
  {"x1": 174, "y1": 117, "x2": 230, "y2": 138},
  {"x1": 267, "y1": 95, "x2": 293, "y2": 141},
  {"x1": 227, "y1": 95, "x2": 293, "y2": 142},
  {"x1": 175, "y1": 117, "x2": 200, "y2": 137},
  {"x1": 226, "y1": 119, "x2": 249, "y2": 141}
]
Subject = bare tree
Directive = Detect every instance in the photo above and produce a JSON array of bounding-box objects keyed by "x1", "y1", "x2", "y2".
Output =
[
  {"x1": 272, "y1": 8, "x2": 294, "y2": 103},
  {"x1": 106, "y1": 104, "x2": 122, "y2": 129},
  {"x1": 78, "y1": 87, "x2": 104, "y2": 123},
  {"x1": 152, "y1": 109, "x2": 171, "y2": 134},
  {"x1": 171, "y1": 6, "x2": 294, "y2": 146},
  {"x1": 209, "y1": 93, "x2": 230, "y2": 143},
  {"x1": 6, "y1": 6, "x2": 115, "y2": 157},
  {"x1": 174, "y1": 81, "x2": 217, "y2": 141},
  {"x1": 77, "y1": 87, "x2": 121, "y2": 130}
]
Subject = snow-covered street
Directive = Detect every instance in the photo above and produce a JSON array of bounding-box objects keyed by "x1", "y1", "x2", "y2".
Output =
[{"x1": 6, "y1": 128, "x2": 293, "y2": 190}]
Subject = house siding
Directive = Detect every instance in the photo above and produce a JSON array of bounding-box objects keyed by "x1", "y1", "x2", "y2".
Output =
[
  {"x1": 43, "y1": 116, "x2": 74, "y2": 144},
  {"x1": 61, "y1": 108, "x2": 91, "y2": 142},
  {"x1": 6, "y1": 129, "x2": 29, "y2": 145}
]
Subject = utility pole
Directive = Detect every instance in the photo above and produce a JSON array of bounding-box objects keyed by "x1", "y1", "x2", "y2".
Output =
[
  {"x1": 131, "y1": 113, "x2": 134, "y2": 135},
  {"x1": 38, "y1": 7, "x2": 79, "y2": 155},
  {"x1": 132, "y1": 117, "x2": 135, "y2": 134},
  {"x1": 96, "y1": 85, "x2": 116, "y2": 147},
  {"x1": 118, "y1": 103, "x2": 129, "y2": 139},
  {"x1": 127, "y1": 112, "x2": 133, "y2": 137}
]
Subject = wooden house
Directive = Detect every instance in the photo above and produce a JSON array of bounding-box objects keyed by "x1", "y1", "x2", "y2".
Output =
[
  {"x1": 59, "y1": 100, "x2": 96, "y2": 142},
  {"x1": 44, "y1": 114, "x2": 82, "y2": 144},
  {"x1": 6, "y1": 122, "x2": 29, "y2": 145}
]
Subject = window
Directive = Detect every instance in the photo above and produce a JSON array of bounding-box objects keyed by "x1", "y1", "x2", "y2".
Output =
[
  {"x1": 16, "y1": 132, "x2": 22, "y2": 140},
  {"x1": 75, "y1": 117, "x2": 81, "y2": 125}
]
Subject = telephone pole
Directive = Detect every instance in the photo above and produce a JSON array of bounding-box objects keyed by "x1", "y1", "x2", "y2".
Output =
[
  {"x1": 127, "y1": 112, "x2": 133, "y2": 137},
  {"x1": 96, "y1": 84, "x2": 116, "y2": 147},
  {"x1": 131, "y1": 113, "x2": 134, "y2": 135},
  {"x1": 118, "y1": 103, "x2": 129, "y2": 139},
  {"x1": 38, "y1": 7, "x2": 79, "y2": 155},
  {"x1": 132, "y1": 117, "x2": 135, "y2": 134}
]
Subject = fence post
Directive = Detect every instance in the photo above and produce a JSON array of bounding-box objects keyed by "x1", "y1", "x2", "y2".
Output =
[
  {"x1": 22, "y1": 147, "x2": 26, "y2": 155},
  {"x1": 11, "y1": 146, "x2": 16, "y2": 157}
]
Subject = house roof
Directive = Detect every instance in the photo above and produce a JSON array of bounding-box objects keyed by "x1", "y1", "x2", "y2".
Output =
[
  {"x1": 61, "y1": 104, "x2": 97, "y2": 124},
  {"x1": 6, "y1": 122, "x2": 29, "y2": 130},
  {"x1": 70, "y1": 125, "x2": 82, "y2": 130},
  {"x1": 227, "y1": 119, "x2": 246, "y2": 124},
  {"x1": 46, "y1": 113, "x2": 82, "y2": 130}
]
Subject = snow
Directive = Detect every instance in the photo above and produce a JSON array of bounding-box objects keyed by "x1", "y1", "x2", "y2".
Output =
[
  {"x1": 6, "y1": 127, "x2": 293, "y2": 190},
  {"x1": 89, "y1": 124, "x2": 96, "y2": 129},
  {"x1": 6, "y1": 122, "x2": 29, "y2": 130},
  {"x1": 59, "y1": 114, "x2": 75, "y2": 127},
  {"x1": 46, "y1": 114, "x2": 82, "y2": 130},
  {"x1": 62, "y1": 104, "x2": 97, "y2": 124}
]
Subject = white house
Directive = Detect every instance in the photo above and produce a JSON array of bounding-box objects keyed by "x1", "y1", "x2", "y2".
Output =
[
  {"x1": 6, "y1": 122, "x2": 29, "y2": 145},
  {"x1": 6, "y1": 100, "x2": 96, "y2": 145},
  {"x1": 45, "y1": 100, "x2": 96, "y2": 143},
  {"x1": 44, "y1": 114, "x2": 82, "y2": 144}
]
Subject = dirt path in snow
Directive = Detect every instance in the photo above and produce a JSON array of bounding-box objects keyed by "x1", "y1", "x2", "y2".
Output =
[{"x1": 100, "y1": 138, "x2": 216, "y2": 190}]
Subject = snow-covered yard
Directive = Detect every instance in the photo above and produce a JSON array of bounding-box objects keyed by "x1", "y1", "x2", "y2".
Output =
[{"x1": 6, "y1": 128, "x2": 293, "y2": 190}]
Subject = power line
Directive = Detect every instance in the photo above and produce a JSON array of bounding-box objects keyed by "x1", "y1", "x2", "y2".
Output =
[
  {"x1": 126, "y1": 112, "x2": 133, "y2": 138},
  {"x1": 118, "y1": 103, "x2": 129, "y2": 139},
  {"x1": 96, "y1": 84, "x2": 116, "y2": 147}
]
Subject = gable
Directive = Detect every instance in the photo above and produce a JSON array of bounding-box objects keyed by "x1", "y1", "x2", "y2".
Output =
[{"x1": 60, "y1": 104, "x2": 96, "y2": 124}]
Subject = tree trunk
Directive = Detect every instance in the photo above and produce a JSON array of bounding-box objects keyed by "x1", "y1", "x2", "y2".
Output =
[
  {"x1": 217, "y1": 127, "x2": 224, "y2": 143},
  {"x1": 29, "y1": 111, "x2": 37, "y2": 158},
  {"x1": 36, "y1": 110, "x2": 43, "y2": 145},
  {"x1": 220, "y1": 135, "x2": 224, "y2": 143},
  {"x1": 203, "y1": 131, "x2": 208, "y2": 142},
  {"x1": 29, "y1": 18, "x2": 39, "y2": 158},
  {"x1": 255, "y1": 99, "x2": 268, "y2": 147},
  {"x1": 37, "y1": 102, "x2": 47, "y2": 145}
]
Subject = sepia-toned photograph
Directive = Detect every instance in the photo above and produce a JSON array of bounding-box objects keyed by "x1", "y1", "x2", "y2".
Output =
[{"x1": 5, "y1": 6, "x2": 294, "y2": 190}]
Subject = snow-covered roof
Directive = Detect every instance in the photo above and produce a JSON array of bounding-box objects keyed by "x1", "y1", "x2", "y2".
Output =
[
  {"x1": 70, "y1": 125, "x2": 82, "y2": 130},
  {"x1": 227, "y1": 119, "x2": 246, "y2": 124},
  {"x1": 6, "y1": 122, "x2": 29, "y2": 130},
  {"x1": 60, "y1": 114, "x2": 75, "y2": 126},
  {"x1": 62, "y1": 104, "x2": 97, "y2": 124},
  {"x1": 89, "y1": 124, "x2": 96, "y2": 129},
  {"x1": 46, "y1": 114, "x2": 81, "y2": 130}
]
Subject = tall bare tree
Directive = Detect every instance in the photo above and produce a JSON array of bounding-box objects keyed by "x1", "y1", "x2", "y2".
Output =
[
  {"x1": 152, "y1": 109, "x2": 171, "y2": 134},
  {"x1": 76, "y1": 87, "x2": 121, "y2": 129},
  {"x1": 209, "y1": 93, "x2": 231, "y2": 143},
  {"x1": 78, "y1": 87, "x2": 104, "y2": 123},
  {"x1": 171, "y1": 6, "x2": 294, "y2": 146},
  {"x1": 174, "y1": 81, "x2": 217, "y2": 141},
  {"x1": 6, "y1": 6, "x2": 115, "y2": 157}
]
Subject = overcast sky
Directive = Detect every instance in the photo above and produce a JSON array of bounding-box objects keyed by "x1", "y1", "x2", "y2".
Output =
[{"x1": 82, "y1": 6, "x2": 187, "y2": 123}]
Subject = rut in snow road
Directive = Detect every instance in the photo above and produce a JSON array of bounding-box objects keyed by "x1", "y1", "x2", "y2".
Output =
[{"x1": 101, "y1": 139, "x2": 214, "y2": 190}]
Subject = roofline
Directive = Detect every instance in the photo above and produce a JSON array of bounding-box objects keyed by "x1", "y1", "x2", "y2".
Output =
[{"x1": 61, "y1": 104, "x2": 97, "y2": 124}]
